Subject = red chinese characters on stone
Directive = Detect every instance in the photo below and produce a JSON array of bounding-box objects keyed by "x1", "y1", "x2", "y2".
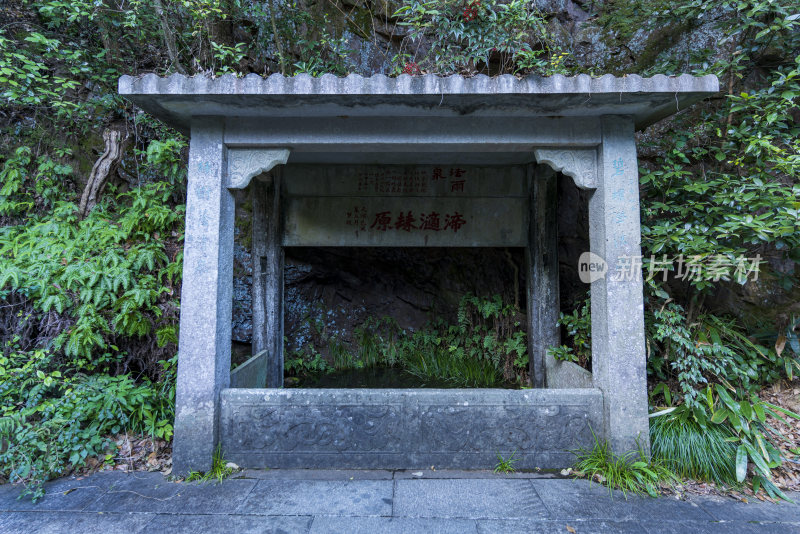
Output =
[
  {"x1": 419, "y1": 211, "x2": 441, "y2": 231},
  {"x1": 359, "y1": 210, "x2": 465, "y2": 233},
  {"x1": 395, "y1": 211, "x2": 416, "y2": 232},
  {"x1": 370, "y1": 211, "x2": 392, "y2": 231},
  {"x1": 444, "y1": 212, "x2": 466, "y2": 232}
]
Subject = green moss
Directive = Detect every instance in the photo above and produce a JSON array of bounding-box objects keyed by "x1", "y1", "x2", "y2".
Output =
[
  {"x1": 594, "y1": 0, "x2": 671, "y2": 42},
  {"x1": 235, "y1": 196, "x2": 253, "y2": 250},
  {"x1": 633, "y1": 20, "x2": 693, "y2": 72},
  {"x1": 348, "y1": 6, "x2": 374, "y2": 39}
]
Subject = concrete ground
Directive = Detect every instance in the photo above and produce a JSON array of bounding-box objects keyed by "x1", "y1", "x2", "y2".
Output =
[{"x1": 0, "y1": 469, "x2": 798, "y2": 533}]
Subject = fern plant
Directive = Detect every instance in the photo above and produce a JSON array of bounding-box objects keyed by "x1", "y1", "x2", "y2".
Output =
[{"x1": 0, "y1": 182, "x2": 183, "y2": 370}]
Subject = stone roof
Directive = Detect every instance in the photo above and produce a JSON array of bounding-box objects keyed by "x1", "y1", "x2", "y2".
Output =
[{"x1": 119, "y1": 72, "x2": 718, "y2": 133}]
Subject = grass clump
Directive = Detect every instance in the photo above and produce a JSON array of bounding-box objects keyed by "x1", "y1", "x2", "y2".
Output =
[
  {"x1": 186, "y1": 445, "x2": 237, "y2": 483},
  {"x1": 494, "y1": 450, "x2": 519, "y2": 473},
  {"x1": 650, "y1": 410, "x2": 738, "y2": 485},
  {"x1": 572, "y1": 433, "x2": 677, "y2": 498}
]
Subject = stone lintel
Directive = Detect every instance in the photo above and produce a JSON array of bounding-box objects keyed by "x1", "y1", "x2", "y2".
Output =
[{"x1": 223, "y1": 116, "x2": 601, "y2": 153}]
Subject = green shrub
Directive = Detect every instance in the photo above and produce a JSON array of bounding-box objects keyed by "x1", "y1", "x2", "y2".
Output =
[
  {"x1": 646, "y1": 293, "x2": 800, "y2": 499},
  {"x1": 549, "y1": 296, "x2": 591, "y2": 368},
  {"x1": 392, "y1": 0, "x2": 560, "y2": 75},
  {"x1": 0, "y1": 347, "x2": 175, "y2": 501}
]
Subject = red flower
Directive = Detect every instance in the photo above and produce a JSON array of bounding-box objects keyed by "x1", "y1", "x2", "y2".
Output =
[
  {"x1": 402, "y1": 62, "x2": 421, "y2": 75},
  {"x1": 462, "y1": 1, "x2": 480, "y2": 22}
]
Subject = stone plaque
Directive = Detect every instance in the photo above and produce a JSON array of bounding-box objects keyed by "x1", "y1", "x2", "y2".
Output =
[{"x1": 282, "y1": 165, "x2": 529, "y2": 247}]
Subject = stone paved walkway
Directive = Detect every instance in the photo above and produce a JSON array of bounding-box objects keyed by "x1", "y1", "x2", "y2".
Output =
[{"x1": 0, "y1": 470, "x2": 798, "y2": 533}]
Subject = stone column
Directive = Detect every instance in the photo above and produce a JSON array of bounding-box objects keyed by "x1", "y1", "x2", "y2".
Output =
[
  {"x1": 251, "y1": 171, "x2": 284, "y2": 388},
  {"x1": 173, "y1": 119, "x2": 235, "y2": 475},
  {"x1": 588, "y1": 116, "x2": 650, "y2": 455},
  {"x1": 526, "y1": 164, "x2": 559, "y2": 388}
]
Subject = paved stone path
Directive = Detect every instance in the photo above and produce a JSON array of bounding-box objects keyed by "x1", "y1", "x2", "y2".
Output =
[{"x1": 0, "y1": 470, "x2": 798, "y2": 533}]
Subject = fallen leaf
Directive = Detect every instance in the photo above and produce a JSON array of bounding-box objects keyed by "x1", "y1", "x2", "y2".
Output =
[
  {"x1": 776, "y1": 335, "x2": 786, "y2": 356},
  {"x1": 566, "y1": 525, "x2": 576, "y2": 533}
]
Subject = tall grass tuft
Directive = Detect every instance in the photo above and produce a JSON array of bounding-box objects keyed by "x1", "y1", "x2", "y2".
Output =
[
  {"x1": 401, "y1": 345, "x2": 501, "y2": 388},
  {"x1": 650, "y1": 412, "x2": 738, "y2": 486},
  {"x1": 572, "y1": 432, "x2": 678, "y2": 498}
]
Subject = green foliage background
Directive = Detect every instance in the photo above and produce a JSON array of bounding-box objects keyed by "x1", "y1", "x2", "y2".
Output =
[{"x1": 0, "y1": 0, "x2": 798, "y2": 498}]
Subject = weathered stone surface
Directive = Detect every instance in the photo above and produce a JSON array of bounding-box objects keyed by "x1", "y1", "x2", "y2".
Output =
[
  {"x1": 251, "y1": 172, "x2": 284, "y2": 387},
  {"x1": 527, "y1": 164, "x2": 559, "y2": 388},
  {"x1": 533, "y1": 148, "x2": 597, "y2": 190},
  {"x1": 310, "y1": 517, "x2": 478, "y2": 534},
  {"x1": 229, "y1": 349, "x2": 268, "y2": 388},
  {"x1": 529, "y1": 479, "x2": 713, "y2": 521},
  {"x1": 172, "y1": 121, "x2": 235, "y2": 476},
  {"x1": 586, "y1": 117, "x2": 650, "y2": 455},
  {"x1": 283, "y1": 165, "x2": 527, "y2": 197},
  {"x1": 236, "y1": 469, "x2": 394, "y2": 480},
  {"x1": 6, "y1": 471, "x2": 800, "y2": 533},
  {"x1": 146, "y1": 515, "x2": 312, "y2": 534},
  {"x1": 0, "y1": 473, "x2": 121, "y2": 511},
  {"x1": 121, "y1": 67, "x2": 716, "y2": 474},
  {"x1": 85, "y1": 472, "x2": 256, "y2": 514},
  {"x1": 284, "y1": 196, "x2": 528, "y2": 247},
  {"x1": 639, "y1": 521, "x2": 800, "y2": 534},
  {"x1": 237, "y1": 479, "x2": 392, "y2": 516},
  {"x1": 0, "y1": 512, "x2": 155, "y2": 534},
  {"x1": 694, "y1": 495, "x2": 800, "y2": 522},
  {"x1": 119, "y1": 73, "x2": 719, "y2": 133},
  {"x1": 219, "y1": 388, "x2": 603, "y2": 469},
  {"x1": 544, "y1": 356, "x2": 593, "y2": 389},
  {"x1": 283, "y1": 164, "x2": 528, "y2": 246},
  {"x1": 476, "y1": 519, "x2": 645, "y2": 534},
  {"x1": 393, "y1": 479, "x2": 548, "y2": 519},
  {"x1": 226, "y1": 148, "x2": 289, "y2": 189},
  {"x1": 223, "y1": 116, "x2": 601, "y2": 166}
]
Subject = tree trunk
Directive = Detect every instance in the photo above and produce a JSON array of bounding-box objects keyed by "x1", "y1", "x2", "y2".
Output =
[{"x1": 79, "y1": 128, "x2": 127, "y2": 218}]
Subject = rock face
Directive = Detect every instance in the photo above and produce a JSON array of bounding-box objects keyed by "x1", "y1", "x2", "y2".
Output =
[{"x1": 233, "y1": 243, "x2": 527, "y2": 353}]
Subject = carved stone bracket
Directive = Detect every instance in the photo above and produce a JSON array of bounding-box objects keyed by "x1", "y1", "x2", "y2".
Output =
[
  {"x1": 533, "y1": 148, "x2": 598, "y2": 190},
  {"x1": 226, "y1": 148, "x2": 290, "y2": 189}
]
